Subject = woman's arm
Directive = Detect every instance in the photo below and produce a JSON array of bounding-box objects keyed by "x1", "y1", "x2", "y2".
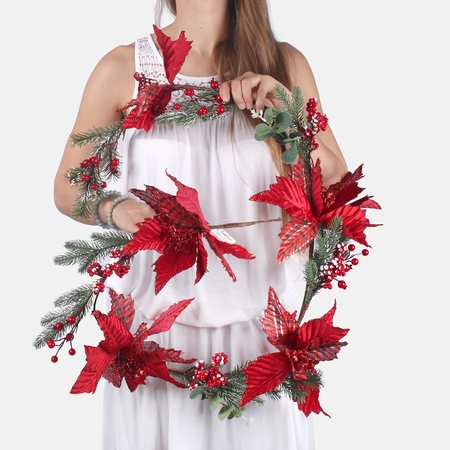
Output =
[{"x1": 54, "y1": 44, "x2": 154, "y2": 232}]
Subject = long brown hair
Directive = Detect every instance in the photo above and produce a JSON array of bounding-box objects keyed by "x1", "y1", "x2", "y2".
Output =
[{"x1": 164, "y1": 0, "x2": 292, "y2": 176}]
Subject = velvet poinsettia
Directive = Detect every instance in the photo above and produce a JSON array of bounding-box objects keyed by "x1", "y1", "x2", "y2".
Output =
[
  {"x1": 121, "y1": 171, "x2": 255, "y2": 294},
  {"x1": 240, "y1": 287, "x2": 348, "y2": 416},
  {"x1": 250, "y1": 160, "x2": 381, "y2": 262},
  {"x1": 70, "y1": 289, "x2": 195, "y2": 394},
  {"x1": 121, "y1": 25, "x2": 192, "y2": 131}
]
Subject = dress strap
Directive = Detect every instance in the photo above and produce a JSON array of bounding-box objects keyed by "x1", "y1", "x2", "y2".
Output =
[{"x1": 135, "y1": 34, "x2": 167, "y2": 83}]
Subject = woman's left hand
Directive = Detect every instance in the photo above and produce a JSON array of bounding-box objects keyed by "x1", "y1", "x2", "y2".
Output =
[{"x1": 219, "y1": 72, "x2": 288, "y2": 113}]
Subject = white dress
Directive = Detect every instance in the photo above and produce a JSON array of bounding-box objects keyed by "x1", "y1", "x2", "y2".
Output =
[{"x1": 102, "y1": 33, "x2": 315, "y2": 450}]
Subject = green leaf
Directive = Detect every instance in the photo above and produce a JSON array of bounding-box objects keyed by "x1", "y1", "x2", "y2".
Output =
[
  {"x1": 254, "y1": 123, "x2": 275, "y2": 141},
  {"x1": 263, "y1": 108, "x2": 274, "y2": 124},
  {"x1": 273, "y1": 111, "x2": 292, "y2": 131},
  {"x1": 189, "y1": 387, "x2": 206, "y2": 399},
  {"x1": 218, "y1": 404, "x2": 235, "y2": 420},
  {"x1": 281, "y1": 146, "x2": 298, "y2": 164},
  {"x1": 209, "y1": 393, "x2": 221, "y2": 411}
]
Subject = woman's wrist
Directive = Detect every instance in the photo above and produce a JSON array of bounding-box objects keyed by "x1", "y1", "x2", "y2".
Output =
[{"x1": 93, "y1": 190, "x2": 121, "y2": 229}]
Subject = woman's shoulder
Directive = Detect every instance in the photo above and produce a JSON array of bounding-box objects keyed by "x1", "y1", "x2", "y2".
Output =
[
  {"x1": 86, "y1": 42, "x2": 136, "y2": 109},
  {"x1": 278, "y1": 41, "x2": 317, "y2": 90}
]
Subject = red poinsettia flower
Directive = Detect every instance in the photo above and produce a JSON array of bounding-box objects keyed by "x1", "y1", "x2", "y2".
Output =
[
  {"x1": 70, "y1": 289, "x2": 195, "y2": 394},
  {"x1": 250, "y1": 160, "x2": 381, "y2": 261},
  {"x1": 121, "y1": 171, "x2": 254, "y2": 294},
  {"x1": 240, "y1": 287, "x2": 348, "y2": 416},
  {"x1": 121, "y1": 25, "x2": 192, "y2": 131}
]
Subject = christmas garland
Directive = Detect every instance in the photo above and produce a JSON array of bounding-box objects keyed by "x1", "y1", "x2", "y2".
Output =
[{"x1": 34, "y1": 25, "x2": 381, "y2": 420}]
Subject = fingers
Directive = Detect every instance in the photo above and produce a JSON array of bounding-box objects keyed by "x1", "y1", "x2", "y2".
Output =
[
  {"x1": 112, "y1": 200, "x2": 155, "y2": 233},
  {"x1": 219, "y1": 72, "x2": 279, "y2": 113}
]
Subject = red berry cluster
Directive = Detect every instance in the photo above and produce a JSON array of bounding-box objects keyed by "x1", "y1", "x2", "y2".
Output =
[
  {"x1": 47, "y1": 315, "x2": 79, "y2": 362},
  {"x1": 71, "y1": 156, "x2": 120, "y2": 192},
  {"x1": 174, "y1": 80, "x2": 226, "y2": 117},
  {"x1": 302, "y1": 98, "x2": 329, "y2": 150},
  {"x1": 87, "y1": 255, "x2": 131, "y2": 294},
  {"x1": 188, "y1": 352, "x2": 229, "y2": 390},
  {"x1": 321, "y1": 243, "x2": 369, "y2": 290}
]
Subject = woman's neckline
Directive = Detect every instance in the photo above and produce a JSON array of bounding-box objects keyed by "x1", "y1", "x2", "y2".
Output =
[{"x1": 148, "y1": 32, "x2": 219, "y2": 82}]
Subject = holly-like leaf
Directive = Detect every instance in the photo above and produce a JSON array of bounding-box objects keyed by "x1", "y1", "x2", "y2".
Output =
[
  {"x1": 240, "y1": 352, "x2": 291, "y2": 407},
  {"x1": 147, "y1": 298, "x2": 194, "y2": 335},
  {"x1": 260, "y1": 286, "x2": 298, "y2": 351},
  {"x1": 296, "y1": 386, "x2": 330, "y2": 417},
  {"x1": 153, "y1": 25, "x2": 192, "y2": 85}
]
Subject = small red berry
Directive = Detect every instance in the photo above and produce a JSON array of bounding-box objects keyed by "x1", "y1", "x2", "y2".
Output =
[
  {"x1": 68, "y1": 348, "x2": 76, "y2": 356},
  {"x1": 198, "y1": 106, "x2": 208, "y2": 116},
  {"x1": 65, "y1": 333, "x2": 74, "y2": 341},
  {"x1": 101, "y1": 181, "x2": 107, "y2": 188},
  {"x1": 67, "y1": 315, "x2": 76, "y2": 324},
  {"x1": 216, "y1": 105, "x2": 225, "y2": 114},
  {"x1": 54, "y1": 321, "x2": 63, "y2": 331},
  {"x1": 47, "y1": 339, "x2": 55, "y2": 349},
  {"x1": 51, "y1": 355, "x2": 58, "y2": 363},
  {"x1": 90, "y1": 156, "x2": 99, "y2": 165},
  {"x1": 348, "y1": 244, "x2": 356, "y2": 252},
  {"x1": 91, "y1": 183, "x2": 99, "y2": 190},
  {"x1": 351, "y1": 258, "x2": 359, "y2": 265},
  {"x1": 184, "y1": 88, "x2": 194, "y2": 96},
  {"x1": 337, "y1": 280, "x2": 347, "y2": 289},
  {"x1": 362, "y1": 249, "x2": 370, "y2": 256},
  {"x1": 215, "y1": 94, "x2": 223, "y2": 103},
  {"x1": 81, "y1": 159, "x2": 90, "y2": 168},
  {"x1": 210, "y1": 80, "x2": 219, "y2": 89},
  {"x1": 81, "y1": 174, "x2": 89, "y2": 182},
  {"x1": 173, "y1": 103, "x2": 181, "y2": 110}
]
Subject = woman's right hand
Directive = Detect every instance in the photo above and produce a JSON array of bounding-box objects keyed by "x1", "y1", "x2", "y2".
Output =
[{"x1": 98, "y1": 196, "x2": 156, "y2": 234}]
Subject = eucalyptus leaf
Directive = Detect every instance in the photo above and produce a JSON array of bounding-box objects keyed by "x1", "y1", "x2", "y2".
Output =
[
  {"x1": 189, "y1": 387, "x2": 206, "y2": 399},
  {"x1": 274, "y1": 111, "x2": 292, "y2": 131},
  {"x1": 209, "y1": 393, "x2": 221, "y2": 411},
  {"x1": 281, "y1": 146, "x2": 298, "y2": 164},
  {"x1": 218, "y1": 404, "x2": 235, "y2": 420},
  {"x1": 263, "y1": 108, "x2": 274, "y2": 124}
]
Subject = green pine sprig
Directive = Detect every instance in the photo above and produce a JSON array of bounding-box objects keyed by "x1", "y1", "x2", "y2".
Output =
[
  {"x1": 66, "y1": 121, "x2": 124, "y2": 220},
  {"x1": 54, "y1": 230, "x2": 132, "y2": 274},
  {"x1": 33, "y1": 283, "x2": 96, "y2": 349}
]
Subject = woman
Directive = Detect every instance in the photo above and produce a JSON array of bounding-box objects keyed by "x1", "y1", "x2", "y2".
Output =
[{"x1": 54, "y1": 0, "x2": 347, "y2": 448}]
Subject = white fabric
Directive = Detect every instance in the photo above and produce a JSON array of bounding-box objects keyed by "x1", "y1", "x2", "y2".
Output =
[{"x1": 102, "y1": 32, "x2": 315, "y2": 450}]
